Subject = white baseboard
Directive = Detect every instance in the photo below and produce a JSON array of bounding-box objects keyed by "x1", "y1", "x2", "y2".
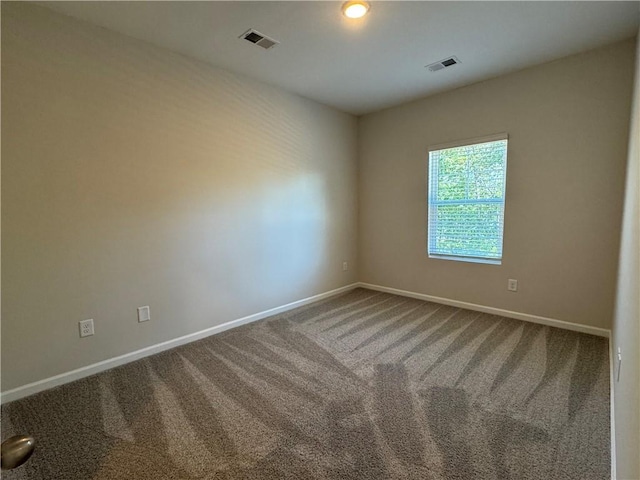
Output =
[
  {"x1": 357, "y1": 282, "x2": 611, "y2": 338},
  {"x1": 2, "y1": 281, "x2": 611, "y2": 404},
  {"x1": 609, "y1": 337, "x2": 617, "y2": 480},
  {"x1": 0, "y1": 283, "x2": 359, "y2": 404}
]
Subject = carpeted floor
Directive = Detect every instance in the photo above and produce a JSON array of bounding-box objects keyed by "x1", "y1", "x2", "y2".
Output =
[{"x1": 1, "y1": 288, "x2": 610, "y2": 479}]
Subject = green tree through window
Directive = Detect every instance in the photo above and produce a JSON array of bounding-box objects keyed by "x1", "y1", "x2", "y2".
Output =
[{"x1": 428, "y1": 136, "x2": 508, "y2": 263}]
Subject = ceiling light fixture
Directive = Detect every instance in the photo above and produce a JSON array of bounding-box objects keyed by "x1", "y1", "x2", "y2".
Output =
[{"x1": 342, "y1": 1, "x2": 370, "y2": 19}]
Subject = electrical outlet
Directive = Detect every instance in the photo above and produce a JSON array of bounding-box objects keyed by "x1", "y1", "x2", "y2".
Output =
[
  {"x1": 79, "y1": 319, "x2": 94, "y2": 338},
  {"x1": 508, "y1": 279, "x2": 518, "y2": 292},
  {"x1": 137, "y1": 306, "x2": 151, "y2": 323},
  {"x1": 342, "y1": 261, "x2": 348, "y2": 271},
  {"x1": 617, "y1": 348, "x2": 622, "y2": 382}
]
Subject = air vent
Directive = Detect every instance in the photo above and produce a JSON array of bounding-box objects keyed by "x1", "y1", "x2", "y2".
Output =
[
  {"x1": 426, "y1": 56, "x2": 461, "y2": 72},
  {"x1": 240, "y1": 29, "x2": 279, "y2": 50}
]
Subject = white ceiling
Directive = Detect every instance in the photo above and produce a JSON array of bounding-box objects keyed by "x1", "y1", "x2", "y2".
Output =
[{"x1": 39, "y1": 1, "x2": 639, "y2": 115}]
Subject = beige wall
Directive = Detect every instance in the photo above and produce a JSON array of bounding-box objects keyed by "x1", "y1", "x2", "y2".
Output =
[
  {"x1": 2, "y1": 1, "x2": 637, "y2": 401},
  {"x1": 1, "y1": 3, "x2": 358, "y2": 391},
  {"x1": 612, "y1": 31, "x2": 640, "y2": 480},
  {"x1": 358, "y1": 39, "x2": 635, "y2": 329}
]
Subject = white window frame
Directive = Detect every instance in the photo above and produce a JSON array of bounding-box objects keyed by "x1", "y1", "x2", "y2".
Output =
[{"x1": 427, "y1": 133, "x2": 508, "y2": 265}]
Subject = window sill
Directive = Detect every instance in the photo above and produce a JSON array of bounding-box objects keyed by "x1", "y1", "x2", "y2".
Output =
[{"x1": 428, "y1": 254, "x2": 502, "y2": 265}]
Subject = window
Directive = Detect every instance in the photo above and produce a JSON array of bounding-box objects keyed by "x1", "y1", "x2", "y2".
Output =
[{"x1": 427, "y1": 134, "x2": 508, "y2": 264}]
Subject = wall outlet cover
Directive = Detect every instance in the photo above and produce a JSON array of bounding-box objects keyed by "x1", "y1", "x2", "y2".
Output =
[
  {"x1": 137, "y1": 306, "x2": 151, "y2": 322},
  {"x1": 79, "y1": 319, "x2": 94, "y2": 338}
]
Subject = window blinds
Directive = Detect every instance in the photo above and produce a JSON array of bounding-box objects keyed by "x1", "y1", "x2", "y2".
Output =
[{"x1": 428, "y1": 135, "x2": 508, "y2": 263}]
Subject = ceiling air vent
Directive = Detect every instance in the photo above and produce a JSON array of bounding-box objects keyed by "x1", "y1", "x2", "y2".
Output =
[
  {"x1": 426, "y1": 56, "x2": 461, "y2": 72},
  {"x1": 240, "y1": 29, "x2": 279, "y2": 50}
]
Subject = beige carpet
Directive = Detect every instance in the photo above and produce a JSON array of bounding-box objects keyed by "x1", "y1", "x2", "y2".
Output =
[{"x1": 2, "y1": 288, "x2": 610, "y2": 479}]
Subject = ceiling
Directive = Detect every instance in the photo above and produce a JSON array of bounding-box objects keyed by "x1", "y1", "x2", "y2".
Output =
[{"x1": 39, "y1": 1, "x2": 639, "y2": 115}]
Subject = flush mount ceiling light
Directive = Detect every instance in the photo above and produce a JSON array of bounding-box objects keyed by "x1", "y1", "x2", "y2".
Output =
[{"x1": 342, "y1": 1, "x2": 370, "y2": 19}]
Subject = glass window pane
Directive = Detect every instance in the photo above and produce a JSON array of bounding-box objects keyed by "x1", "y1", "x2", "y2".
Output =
[{"x1": 428, "y1": 137, "x2": 507, "y2": 262}]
